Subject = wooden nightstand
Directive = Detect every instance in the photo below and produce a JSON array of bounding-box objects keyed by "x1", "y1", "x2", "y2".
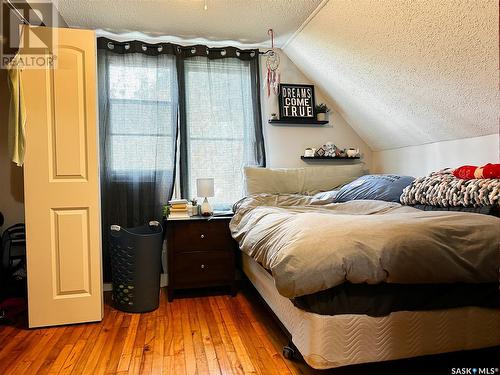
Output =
[{"x1": 165, "y1": 216, "x2": 237, "y2": 301}]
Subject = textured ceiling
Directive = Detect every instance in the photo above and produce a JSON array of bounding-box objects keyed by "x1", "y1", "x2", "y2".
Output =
[
  {"x1": 51, "y1": 0, "x2": 322, "y2": 47},
  {"x1": 284, "y1": 0, "x2": 499, "y2": 151}
]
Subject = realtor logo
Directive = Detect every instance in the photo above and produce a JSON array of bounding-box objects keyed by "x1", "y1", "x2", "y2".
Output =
[{"x1": 1, "y1": 0, "x2": 59, "y2": 68}]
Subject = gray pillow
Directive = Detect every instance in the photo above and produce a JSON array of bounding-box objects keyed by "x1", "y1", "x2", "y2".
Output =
[{"x1": 334, "y1": 174, "x2": 415, "y2": 203}]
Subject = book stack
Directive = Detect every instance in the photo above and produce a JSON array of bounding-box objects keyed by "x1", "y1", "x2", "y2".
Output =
[{"x1": 168, "y1": 199, "x2": 190, "y2": 219}]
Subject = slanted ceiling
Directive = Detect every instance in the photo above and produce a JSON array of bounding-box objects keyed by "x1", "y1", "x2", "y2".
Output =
[
  {"x1": 53, "y1": 0, "x2": 322, "y2": 47},
  {"x1": 284, "y1": 0, "x2": 499, "y2": 151}
]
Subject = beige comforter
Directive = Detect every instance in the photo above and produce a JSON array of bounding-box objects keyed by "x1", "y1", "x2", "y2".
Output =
[{"x1": 230, "y1": 194, "x2": 499, "y2": 298}]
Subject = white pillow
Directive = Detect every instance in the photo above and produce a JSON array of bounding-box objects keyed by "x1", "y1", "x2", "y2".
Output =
[
  {"x1": 244, "y1": 165, "x2": 365, "y2": 195},
  {"x1": 244, "y1": 167, "x2": 305, "y2": 195}
]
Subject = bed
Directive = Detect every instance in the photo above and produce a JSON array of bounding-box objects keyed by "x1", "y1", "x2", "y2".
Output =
[
  {"x1": 241, "y1": 253, "x2": 499, "y2": 369},
  {"x1": 230, "y1": 166, "x2": 500, "y2": 369}
]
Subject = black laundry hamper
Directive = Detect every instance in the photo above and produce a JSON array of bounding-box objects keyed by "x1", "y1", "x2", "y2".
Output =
[{"x1": 109, "y1": 221, "x2": 163, "y2": 313}]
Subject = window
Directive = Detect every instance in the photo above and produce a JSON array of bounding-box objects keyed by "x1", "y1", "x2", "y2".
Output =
[
  {"x1": 106, "y1": 54, "x2": 178, "y2": 180},
  {"x1": 99, "y1": 44, "x2": 264, "y2": 213},
  {"x1": 183, "y1": 57, "x2": 262, "y2": 209}
]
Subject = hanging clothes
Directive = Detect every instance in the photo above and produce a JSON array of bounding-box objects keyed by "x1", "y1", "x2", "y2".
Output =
[{"x1": 7, "y1": 56, "x2": 26, "y2": 167}]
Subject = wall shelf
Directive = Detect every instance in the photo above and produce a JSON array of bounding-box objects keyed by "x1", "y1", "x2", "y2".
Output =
[
  {"x1": 301, "y1": 156, "x2": 360, "y2": 161},
  {"x1": 268, "y1": 119, "x2": 329, "y2": 126}
]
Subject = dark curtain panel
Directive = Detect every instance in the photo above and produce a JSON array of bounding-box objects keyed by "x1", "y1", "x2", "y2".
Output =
[
  {"x1": 250, "y1": 57, "x2": 266, "y2": 167},
  {"x1": 97, "y1": 49, "x2": 179, "y2": 280}
]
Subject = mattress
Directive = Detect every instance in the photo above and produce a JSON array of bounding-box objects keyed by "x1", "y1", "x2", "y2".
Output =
[{"x1": 241, "y1": 252, "x2": 500, "y2": 369}]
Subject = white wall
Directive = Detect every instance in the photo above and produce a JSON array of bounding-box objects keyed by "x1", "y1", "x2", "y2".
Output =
[
  {"x1": 372, "y1": 134, "x2": 499, "y2": 177},
  {"x1": 260, "y1": 49, "x2": 372, "y2": 170}
]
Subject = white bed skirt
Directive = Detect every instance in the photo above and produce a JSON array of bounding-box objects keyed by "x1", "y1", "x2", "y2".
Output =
[{"x1": 241, "y1": 253, "x2": 500, "y2": 369}]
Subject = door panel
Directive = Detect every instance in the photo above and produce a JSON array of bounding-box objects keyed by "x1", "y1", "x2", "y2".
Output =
[
  {"x1": 51, "y1": 208, "x2": 90, "y2": 296},
  {"x1": 22, "y1": 26, "x2": 102, "y2": 327},
  {"x1": 51, "y1": 46, "x2": 87, "y2": 180}
]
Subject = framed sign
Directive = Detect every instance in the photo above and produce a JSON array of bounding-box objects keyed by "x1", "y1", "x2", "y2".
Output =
[{"x1": 278, "y1": 84, "x2": 316, "y2": 120}]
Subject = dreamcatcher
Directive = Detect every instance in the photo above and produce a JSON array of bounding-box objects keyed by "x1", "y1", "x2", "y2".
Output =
[{"x1": 264, "y1": 29, "x2": 280, "y2": 97}]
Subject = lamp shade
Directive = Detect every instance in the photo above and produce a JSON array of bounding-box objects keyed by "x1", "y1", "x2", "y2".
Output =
[{"x1": 196, "y1": 178, "x2": 214, "y2": 197}]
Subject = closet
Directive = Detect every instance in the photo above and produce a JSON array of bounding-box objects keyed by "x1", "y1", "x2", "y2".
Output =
[{"x1": 21, "y1": 26, "x2": 102, "y2": 327}]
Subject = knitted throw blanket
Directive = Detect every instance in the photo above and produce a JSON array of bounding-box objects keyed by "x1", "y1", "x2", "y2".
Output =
[{"x1": 400, "y1": 169, "x2": 500, "y2": 207}]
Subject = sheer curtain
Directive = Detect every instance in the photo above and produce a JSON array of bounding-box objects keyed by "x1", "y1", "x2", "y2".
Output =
[
  {"x1": 181, "y1": 56, "x2": 265, "y2": 209},
  {"x1": 98, "y1": 50, "x2": 178, "y2": 279}
]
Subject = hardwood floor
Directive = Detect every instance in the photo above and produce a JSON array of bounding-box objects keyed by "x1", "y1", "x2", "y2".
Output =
[{"x1": 0, "y1": 286, "x2": 498, "y2": 375}]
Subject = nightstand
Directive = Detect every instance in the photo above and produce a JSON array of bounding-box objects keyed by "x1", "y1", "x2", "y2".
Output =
[{"x1": 165, "y1": 216, "x2": 237, "y2": 301}]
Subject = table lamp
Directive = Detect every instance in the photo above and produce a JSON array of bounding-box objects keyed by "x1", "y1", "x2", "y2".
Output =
[{"x1": 197, "y1": 178, "x2": 214, "y2": 216}]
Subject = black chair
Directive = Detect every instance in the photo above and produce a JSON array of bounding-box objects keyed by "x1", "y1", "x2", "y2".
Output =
[
  {"x1": 0, "y1": 221, "x2": 27, "y2": 323},
  {"x1": 1, "y1": 223, "x2": 27, "y2": 281}
]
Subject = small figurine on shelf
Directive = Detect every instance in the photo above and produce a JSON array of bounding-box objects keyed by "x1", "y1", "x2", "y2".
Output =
[
  {"x1": 315, "y1": 103, "x2": 330, "y2": 121},
  {"x1": 304, "y1": 148, "x2": 316, "y2": 157},
  {"x1": 269, "y1": 113, "x2": 278, "y2": 121},
  {"x1": 346, "y1": 148, "x2": 360, "y2": 158},
  {"x1": 323, "y1": 142, "x2": 337, "y2": 157},
  {"x1": 315, "y1": 147, "x2": 326, "y2": 157}
]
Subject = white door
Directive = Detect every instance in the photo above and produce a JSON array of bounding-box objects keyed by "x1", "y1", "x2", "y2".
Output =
[{"x1": 22, "y1": 26, "x2": 103, "y2": 327}]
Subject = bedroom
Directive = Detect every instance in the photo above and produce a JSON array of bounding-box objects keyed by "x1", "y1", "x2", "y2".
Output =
[{"x1": 0, "y1": 0, "x2": 498, "y2": 374}]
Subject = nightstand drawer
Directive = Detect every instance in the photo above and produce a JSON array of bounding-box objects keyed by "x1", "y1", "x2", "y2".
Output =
[
  {"x1": 166, "y1": 216, "x2": 237, "y2": 300},
  {"x1": 173, "y1": 251, "x2": 234, "y2": 286},
  {"x1": 172, "y1": 220, "x2": 235, "y2": 252}
]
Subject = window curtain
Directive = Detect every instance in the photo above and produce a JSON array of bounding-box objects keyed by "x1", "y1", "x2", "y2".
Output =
[
  {"x1": 179, "y1": 56, "x2": 265, "y2": 209},
  {"x1": 97, "y1": 37, "x2": 265, "y2": 279},
  {"x1": 97, "y1": 50, "x2": 178, "y2": 280}
]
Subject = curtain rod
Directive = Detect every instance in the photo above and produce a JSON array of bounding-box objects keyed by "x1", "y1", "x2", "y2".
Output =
[
  {"x1": 259, "y1": 50, "x2": 276, "y2": 55},
  {"x1": 102, "y1": 38, "x2": 256, "y2": 51},
  {"x1": 98, "y1": 37, "x2": 259, "y2": 60},
  {"x1": 100, "y1": 37, "x2": 273, "y2": 57}
]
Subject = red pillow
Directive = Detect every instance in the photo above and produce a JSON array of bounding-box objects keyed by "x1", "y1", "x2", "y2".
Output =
[
  {"x1": 453, "y1": 164, "x2": 500, "y2": 180},
  {"x1": 482, "y1": 163, "x2": 500, "y2": 178},
  {"x1": 453, "y1": 165, "x2": 476, "y2": 180}
]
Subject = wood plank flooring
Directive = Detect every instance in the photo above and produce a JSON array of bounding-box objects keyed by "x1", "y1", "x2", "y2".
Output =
[{"x1": 0, "y1": 286, "x2": 498, "y2": 375}]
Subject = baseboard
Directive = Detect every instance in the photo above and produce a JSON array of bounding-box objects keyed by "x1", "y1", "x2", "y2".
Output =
[{"x1": 103, "y1": 273, "x2": 168, "y2": 292}]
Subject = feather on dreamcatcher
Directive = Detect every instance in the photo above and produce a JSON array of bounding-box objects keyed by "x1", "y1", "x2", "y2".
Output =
[{"x1": 264, "y1": 29, "x2": 280, "y2": 97}]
